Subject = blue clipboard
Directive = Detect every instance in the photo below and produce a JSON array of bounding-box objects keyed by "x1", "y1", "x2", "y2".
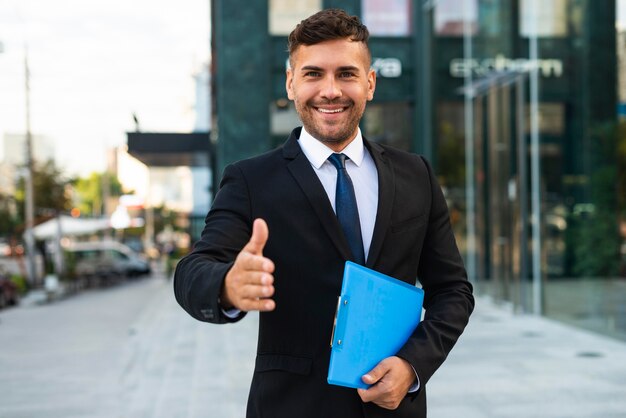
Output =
[{"x1": 327, "y1": 261, "x2": 424, "y2": 389}]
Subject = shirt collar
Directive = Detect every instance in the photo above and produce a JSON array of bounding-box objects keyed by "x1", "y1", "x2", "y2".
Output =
[{"x1": 298, "y1": 127, "x2": 365, "y2": 169}]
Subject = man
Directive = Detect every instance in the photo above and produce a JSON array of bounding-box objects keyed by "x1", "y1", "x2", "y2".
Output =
[{"x1": 174, "y1": 8, "x2": 474, "y2": 418}]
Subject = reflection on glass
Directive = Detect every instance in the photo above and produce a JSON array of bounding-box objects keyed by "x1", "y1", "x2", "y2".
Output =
[
  {"x1": 519, "y1": 0, "x2": 568, "y2": 37},
  {"x1": 524, "y1": 103, "x2": 565, "y2": 135},
  {"x1": 431, "y1": 0, "x2": 625, "y2": 341},
  {"x1": 361, "y1": 0, "x2": 412, "y2": 36},
  {"x1": 363, "y1": 103, "x2": 411, "y2": 151},
  {"x1": 269, "y1": 0, "x2": 321, "y2": 35},
  {"x1": 270, "y1": 100, "x2": 300, "y2": 137},
  {"x1": 435, "y1": 0, "x2": 477, "y2": 36},
  {"x1": 619, "y1": 30, "x2": 626, "y2": 105}
]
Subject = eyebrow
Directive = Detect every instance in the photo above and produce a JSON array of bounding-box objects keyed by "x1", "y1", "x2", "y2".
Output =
[
  {"x1": 300, "y1": 65, "x2": 324, "y2": 72},
  {"x1": 300, "y1": 65, "x2": 361, "y2": 72}
]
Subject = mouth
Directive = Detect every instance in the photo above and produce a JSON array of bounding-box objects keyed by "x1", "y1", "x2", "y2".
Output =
[{"x1": 315, "y1": 106, "x2": 347, "y2": 114}]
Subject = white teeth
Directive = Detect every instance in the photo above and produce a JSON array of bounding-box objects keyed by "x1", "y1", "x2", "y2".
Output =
[{"x1": 318, "y1": 108, "x2": 344, "y2": 114}]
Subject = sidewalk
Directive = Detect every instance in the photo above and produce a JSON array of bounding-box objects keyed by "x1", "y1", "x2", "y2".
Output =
[
  {"x1": 427, "y1": 296, "x2": 626, "y2": 418},
  {"x1": 123, "y1": 281, "x2": 626, "y2": 418}
]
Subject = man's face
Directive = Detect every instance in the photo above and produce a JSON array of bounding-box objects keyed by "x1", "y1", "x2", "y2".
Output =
[{"x1": 286, "y1": 38, "x2": 376, "y2": 151}]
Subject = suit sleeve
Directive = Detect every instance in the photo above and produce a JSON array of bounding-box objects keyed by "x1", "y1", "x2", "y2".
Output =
[
  {"x1": 173, "y1": 163, "x2": 253, "y2": 324},
  {"x1": 396, "y1": 156, "x2": 475, "y2": 388}
]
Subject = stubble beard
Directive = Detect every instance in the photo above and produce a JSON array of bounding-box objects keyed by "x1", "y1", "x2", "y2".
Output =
[{"x1": 295, "y1": 98, "x2": 366, "y2": 147}]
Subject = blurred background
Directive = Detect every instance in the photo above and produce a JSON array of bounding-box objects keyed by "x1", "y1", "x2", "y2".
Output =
[{"x1": 1, "y1": 0, "x2": 626, "y2": 417}]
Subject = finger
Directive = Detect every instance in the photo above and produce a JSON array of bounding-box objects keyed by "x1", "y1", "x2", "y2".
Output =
[
  {"x1": 242, "y1": 218, "x2": 269, "y2": 256},
  {"x1": 239, "y1": 297, "x2": 275, "y2": 312},
  {"x1": 357, "y1": 382, "x2": 387, "y2": 404},
  {"x1": 239, "y1": 271, "x2": 274, "y2": 287},
  {"x1": 238, "y1": 281, "x2": 275, "y2": 299},
  {"x1": 357, "y1": 387, "x2": 373, "y2": 403},
  {"x1": 237, "y1": 252, "x2": 275, "y2": 274}
]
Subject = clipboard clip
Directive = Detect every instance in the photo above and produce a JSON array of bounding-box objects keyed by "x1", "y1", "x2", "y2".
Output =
[{"x1": 330, "y1": 295, "x2": 349, "y2": 348}]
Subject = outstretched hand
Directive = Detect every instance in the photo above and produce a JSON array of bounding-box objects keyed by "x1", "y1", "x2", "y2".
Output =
[
  {"x1": 221, "y1": 218, "x2": 276, "y2": 312},
  {"x1": 357, "y1": 356, "x2": 416, "y2": 410}
]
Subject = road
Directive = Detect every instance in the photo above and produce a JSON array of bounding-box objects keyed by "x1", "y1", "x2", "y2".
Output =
[{"x1": 0, "y1": 275, "x2": 258, "y2": 418}]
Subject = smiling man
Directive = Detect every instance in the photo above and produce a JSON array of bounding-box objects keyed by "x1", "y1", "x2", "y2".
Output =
[{"x1": 174, "y1": 9, "x2": 474, "y2": 418}]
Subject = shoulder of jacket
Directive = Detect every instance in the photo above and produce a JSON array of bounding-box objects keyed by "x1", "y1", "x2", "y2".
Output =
[{"x1": 230, "y1": 146, "x2": 283, "y2": 170}]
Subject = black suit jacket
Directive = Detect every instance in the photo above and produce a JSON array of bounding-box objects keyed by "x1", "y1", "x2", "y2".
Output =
[{"x1": 174, "y1": 128, "x2": 474, "y2": 418}]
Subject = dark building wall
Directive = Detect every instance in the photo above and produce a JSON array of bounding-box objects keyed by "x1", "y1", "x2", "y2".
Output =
[{"x1": 212, "y1": 0, "x2": 272, "y2": 175}]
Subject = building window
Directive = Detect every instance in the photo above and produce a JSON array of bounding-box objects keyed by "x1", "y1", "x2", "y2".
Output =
[
  {"x1": 436, "y1": 102, "x2": 466, "y2": 188},
  {"x1": 363, "y1": 102, "x2": 411, "y2": 151},
  {"x1": 361, "y1": 0, "x2": 412, "y2": 36},
  {"x1": 269, "y1": 0, "x2": 321, "y2": 35},
  {"x1": 524, "y1": 103, "x2": 565, "y2": 136},
  {"x1": 435, "y1": 0, "x2": 477, "y2": 36},
  {"x1": 270, "y1": 99, "x2": 301, "y2": 144},
  {"x1": 519, "y1": 0, "x2": 568, "y2": 37}
]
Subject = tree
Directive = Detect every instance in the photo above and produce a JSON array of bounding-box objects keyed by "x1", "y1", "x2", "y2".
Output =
[
  {"x1": 0, "y1": 192, "x2": 19, "y2": 236},
  {"x1": 14, "y1": 159, "x2": 72, "y2": 223},
  {"x1": 72, "y1": 172, "x2": 124, "y2": 216}
]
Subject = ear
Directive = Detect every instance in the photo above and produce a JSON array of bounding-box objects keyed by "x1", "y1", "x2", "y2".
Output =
[
  {"x1": 286, "y1": 68, "x2": 295, "y2": 100},
  {"x1": 366, "y1": 68, "x2": 376, "y2": 101}
]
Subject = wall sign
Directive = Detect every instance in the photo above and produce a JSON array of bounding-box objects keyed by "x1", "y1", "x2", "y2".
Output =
[
  {"x1": 372, "y1": 57, "x2": 402, "y2": 78},
  {"x1": 450, "y1": 54, "x2": 564, "y2": 78}
]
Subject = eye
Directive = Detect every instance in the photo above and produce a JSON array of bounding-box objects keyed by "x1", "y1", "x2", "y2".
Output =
[
  {"x1": 339, "y1": 71, "x2": 356, "y2": 78},
  {"x1": 304, "y1": 71, "x2": 321, "y2": 78}
]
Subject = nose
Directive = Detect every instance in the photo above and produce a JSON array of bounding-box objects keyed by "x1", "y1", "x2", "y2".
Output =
[{"x1": 320, "y1": 75, "x2": 342, "y2": 100}]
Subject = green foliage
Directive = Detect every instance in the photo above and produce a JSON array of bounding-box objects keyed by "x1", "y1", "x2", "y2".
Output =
[
  {"x1": 566, "y1": 121, "x2": 624, "y2": 277},
  {"x1": 9, "y1": 274, "x2": 28, "y2": 294},
  {"x1": 15, "y1": 159, "x2": 72, "y2": 222},
  {"x1": 568, "y1": 207, "x2": 621, "y2": 277},
  {"x1": 72, "y1": 172, "x2": 124, "y2": 216},
  {"x1": 0, "y1": 192, "x2": 19, "y2": 235},
  {"x1": 153, "y1": 205, "x2": 181, "y2": 233}
]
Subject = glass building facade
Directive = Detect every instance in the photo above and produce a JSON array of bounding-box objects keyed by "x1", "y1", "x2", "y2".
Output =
[
  {"x1": 432, "y1": 0, "x2": 625, "y2": 341},
  {"x1": 211, "y1": 0, "x2": 626, "y2": 340}
]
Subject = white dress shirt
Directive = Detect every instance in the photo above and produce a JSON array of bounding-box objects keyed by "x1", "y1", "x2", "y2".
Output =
[{"x1": 297, "y1": 127, "x2": 379, "y2": 261}]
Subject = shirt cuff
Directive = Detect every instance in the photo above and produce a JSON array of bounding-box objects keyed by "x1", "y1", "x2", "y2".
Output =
[
  {"x1": 221, "y1": 307, "x2": 242, "y2": 319},
  {"x1": 407, "y1": 365, "x2": 421, "y2": 393}
]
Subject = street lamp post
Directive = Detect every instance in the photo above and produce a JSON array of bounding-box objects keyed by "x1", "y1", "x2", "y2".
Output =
[
  {"x1": 463, "y1": 0, "x2": 477, "y2": 284},
  {"x1": 24, "y1": 47, "x2": 38, "y2": 286},
  {"x1": 528, "y1": 0, "x2": 543, "y2": 316}
]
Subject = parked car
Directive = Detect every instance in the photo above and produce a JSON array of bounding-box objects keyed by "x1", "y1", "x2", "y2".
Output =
[
  {"x1": 65, "y1": 241, "x2": 151, "y2": 280},
  {"x1": 0, "y1": 269, "x2": 19, "y2": 308}
]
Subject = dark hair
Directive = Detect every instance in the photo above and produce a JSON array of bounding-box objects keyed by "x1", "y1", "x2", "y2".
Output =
[{"x1": 287, "y1": 9, "x2": 370, "y2": 59}]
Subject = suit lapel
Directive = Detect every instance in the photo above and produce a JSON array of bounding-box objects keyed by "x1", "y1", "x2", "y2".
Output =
[
  {"x1": 365, "y1": 140, "x2": 395, "y2": 268},
  {"x1": 283, "y1": 129, "x2": 352, "y2": 261}
]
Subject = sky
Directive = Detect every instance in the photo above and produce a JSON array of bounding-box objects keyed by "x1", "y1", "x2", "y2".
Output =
[{"x1": 0, "y1": 0, "x2": 210, "y2": 177}]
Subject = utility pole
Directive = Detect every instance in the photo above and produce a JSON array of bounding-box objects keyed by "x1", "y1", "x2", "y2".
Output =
[{"x1": 24, "y1": 47, "x2": 38, "y2": 286}]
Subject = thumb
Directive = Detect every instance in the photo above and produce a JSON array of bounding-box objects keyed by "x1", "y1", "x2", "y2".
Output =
[
  {"x1": 243, "y1": 218, "x2": 269, "y2": 255},
  {"x1": 362, "y1": 360, "x2": 390, "y2": 385}
]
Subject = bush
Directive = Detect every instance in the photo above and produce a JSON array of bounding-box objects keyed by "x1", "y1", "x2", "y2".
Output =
[{"x1": 9, "y1": 274, "x2": 28, "y2": 294}]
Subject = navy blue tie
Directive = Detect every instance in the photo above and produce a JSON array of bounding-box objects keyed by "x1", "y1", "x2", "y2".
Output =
[{"x1": 328, "y1": 153, "x2": 365, "y2": 265}]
